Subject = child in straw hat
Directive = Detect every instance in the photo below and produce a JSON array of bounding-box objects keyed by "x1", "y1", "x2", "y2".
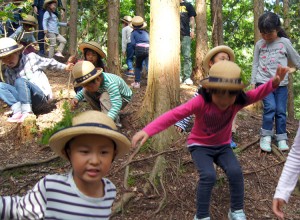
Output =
[
  {"x1": 0, "y1": 37, "x2": 73, "y2": 123},
  {"x1": 175, "y1": 45, "x2": 238, "y2": 148},
  {"x1": 70, "y1": 61, "x2": 132, "y2": 127},
  {"x1": 9, "y1": 14, "x2": 38, "y2": 54},
  {"x1": 0, "y1": 110, "x2": 131, "y2": 219},
  {"x1": 120, "y1": 15, "x2": 134, "y2": 77},
  {"x1": 132, "y1": 61, "x2": 289, "y2": 220},
  {"x1": 43, "y1": 0, "x2": 68, "y2": 58}
]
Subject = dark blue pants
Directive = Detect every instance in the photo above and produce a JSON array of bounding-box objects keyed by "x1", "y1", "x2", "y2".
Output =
[
  {"x1": 37, "y1": 9, "x2": 46, "y2": 54},
  {"x1": 189, "y1": 144, "x2": 244, "y2": 218},
  {"x1": 134, "y1": 46, "x2": 148, "y2": 83}
]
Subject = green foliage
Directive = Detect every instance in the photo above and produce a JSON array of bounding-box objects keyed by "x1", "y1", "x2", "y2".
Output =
[
  {"x1": 127, "y1": 175, "x2": 136, "y2": 186},
  {"x1": 40, "y1": 101, "x2": 74, "y2": 145}
]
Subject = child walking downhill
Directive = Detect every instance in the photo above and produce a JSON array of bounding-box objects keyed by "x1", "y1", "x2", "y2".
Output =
[
  {"x1": 121, "y1": 16, "x2": 134, "y2": 77},
  {"x1": 132, "y1": 61, "x2": 289, "y2": 220},
  {"x1": 251, "y1": 12, "x2": 300, "y2": 152},
  {"x1": 130, "y1": 16, "x2": 149, "y2": 89},
  {"x1": 0, "y1": 110, "x2": 130, "y2": 219},
  {"x1": 272, "y1": 122, "x2": 300, "y2": 220},
  {"x1": 175, "y1": 45, "x2": 238, "y2": 148},
  {"x1": 43, "y1": 0, "x2": 68, "y2": 58}
]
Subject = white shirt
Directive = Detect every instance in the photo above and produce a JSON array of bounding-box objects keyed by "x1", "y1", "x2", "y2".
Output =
[{"x1": 121, "y1": 25, "x2": 133, "y2": 53}]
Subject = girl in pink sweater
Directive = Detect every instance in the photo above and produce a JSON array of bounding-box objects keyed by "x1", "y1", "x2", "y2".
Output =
[{"x1": 132, "y1": 61, "x2": 288, "y2": 220}]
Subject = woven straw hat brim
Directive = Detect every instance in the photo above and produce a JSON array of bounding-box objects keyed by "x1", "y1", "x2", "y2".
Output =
[
  {"x1": 43, "y1": 0, "x2": 58, "y2": 9},
  {"x1": 121, "y1": 18, "x2": 131, "y2": 24},
  {"x1": 73, "y1": 69, "x2": 102, "y2": 87},
  {"x1": 130, "y1": 22, "x2": 147, "y2": 29},
  {"x1": 0, "y1": 44, "x2": 24, "y2": 58},
  {"x1": 49, "y1": 126, "x2": 131, "y2": 160},
  {"x1": 79, "y1": 42, "x2": 106, "y2": 59},
  {"x1": 21, "y1": 20, "x2": 37, "y2": 26},
  {"x1": 203, "y1": 46, "x2": 235, "y2": 73},
  {"x1": 200, "y1": 78, "x2": 246, "y2": 90}
]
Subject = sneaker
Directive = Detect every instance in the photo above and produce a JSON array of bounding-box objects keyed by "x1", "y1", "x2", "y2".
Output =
[
  {"x1": 7, "y1": 112, "x2": 22, "y2": 123},
  {"x1": 125, "y1": 72, "x2": 135, "y2": 77},
  {"x1": 194, "y1": 216, "x2": 210, "y2": 220},
  {"x1": 115, "y1": 115, "x2": 122, "y2": 128},
  {"x1": 228, "y1": 209, "x2": 246, "y2": 220},
  {"x1": 183, "y1": 78, "x2": 193, "y2": 85},
  {"x1": 277, "y1": 140, "x2": 289, "y2": 151},
  {"x1": 55, "y1": 52, "x2": 64, "y2": 57},
  {"x1": 131, "y1": 82, "x2": 140, "y2": 89},
  {"x1": 230, "y1": 138, "x2": 237, "y2": 149},
  {"x1": 18, "y1": 112, "x2": 35, "y2": 123},
  {"x1": 260, "y1": 136, "x2": 271, "y2": 152}
]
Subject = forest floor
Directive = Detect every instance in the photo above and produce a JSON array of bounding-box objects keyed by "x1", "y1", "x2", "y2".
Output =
[{"x1": 0, "y1": 68, "x2": 299, "y2": 220}]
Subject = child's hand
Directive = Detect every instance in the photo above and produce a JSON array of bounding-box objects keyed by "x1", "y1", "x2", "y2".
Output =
[
  {"x1": 272, "y1": 65, "x2": 289, "y2": 88},
  {"x1": 272, "y1": 198, "x2": 286, "y2": 220},
  {"x1": 174, "y1": 125, "x2": 183, "y2": 133},
  {"x1": 132, "y1": 130, "x2": 149, "y2": 148},
  {"x1": 70, "y1": 98, "x2": 79, "y2": 109},
  {"x1": 65, "y1": 63, "x2": 74, "y2": 71}
]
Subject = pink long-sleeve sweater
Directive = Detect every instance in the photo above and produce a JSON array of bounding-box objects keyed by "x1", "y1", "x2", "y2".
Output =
[{"x1": 143, "y1": 80, "x2": 275, "y2": 147}]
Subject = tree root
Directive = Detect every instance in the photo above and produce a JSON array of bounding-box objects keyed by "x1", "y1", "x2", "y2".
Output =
[
  {"x1": 0, "y1": 155, "x2": 59, "y2": 173},
  {"x1": 111, "y1": 191, "x2": 136, "y2": 216},
  {"x1": 240, "y1": 137, "x2": 260, "y2": 152},
  {"x1": 243, "y1": 160, "x2": 285, "y2": 175}
]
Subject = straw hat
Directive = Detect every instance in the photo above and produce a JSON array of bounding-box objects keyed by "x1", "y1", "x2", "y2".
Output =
[
  {"x1": 121, "y1": 15, "x2": 132, "y2": 24},
  {"x1": 203, "y1": 45, "x2": 235, "y2": 73},
  {"x1": 43, "y1": 0, "x2": 58, "y2": 9},
  {"x1": 130, "y1": 16, "x2": 147, "y2": 29},
  {"x1": 72, "y1": 61, "x2": 103, "y2": 87},
  {"x1": 79, "y1": 41, "x2": 106, "y2": 59},
  {"x1": 200, "y1": 60, "x2": 245, "y2": 90},
  {"x1": 0, "y1": 38, "x2": 23, "y2": 58},
  {"x1": 21, "y1": 15, "x2": 38, "y2": 26},
  {"x1": 49, "y1": 111, "x2": 131, "y2": 160}
]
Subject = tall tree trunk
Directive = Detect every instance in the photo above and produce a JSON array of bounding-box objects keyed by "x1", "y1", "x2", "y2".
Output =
[
  {"x1": 193, "y1": 0, "x2": 208, "y2": 83},
  {"x1": 69, "y1": 0, "x2": 78, "y2": 55},
  {"x1": 139, "y1": 0, "x2": 180, "y2": 151},
  {"x1": 211, "y1": 0, "x2": 223, "y2": 46},
  {"x1": 60, "y1": 0, "x2": 67, "y2": 36},
  {"x1": 107, "y1": 0, "x2": 120, "y2": 75},
  {"x1": 283, "y1": 0, "x2": 295, "y2": 120},
  {"x1": 136, "y1": 0, "x2": 145, "y2": 18},
  {"x1": 253, "y1": 0, "x2": 264, "y2": 43}
]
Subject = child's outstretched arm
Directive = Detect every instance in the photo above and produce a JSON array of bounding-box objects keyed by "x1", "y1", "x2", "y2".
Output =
[
  {"x1": 272, "y1": 65, "x2": 289, "y2": 87},
  {"x1": 272, "y1": 199, "x2": 285, "y2": 220},
  {"x1": 132, "y1": 130, "x2": 149, "y2": 148}
]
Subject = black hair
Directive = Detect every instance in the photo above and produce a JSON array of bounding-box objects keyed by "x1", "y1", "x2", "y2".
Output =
[
  {"x1": 83, "y1": 48, "x2": 106, "y2": 71},
  {"x1": 197, "y1": 86, "x2": 248, "y2": 106},
  {"x1": 258, "y1": 12, "x2": 288, "y2": 38}
]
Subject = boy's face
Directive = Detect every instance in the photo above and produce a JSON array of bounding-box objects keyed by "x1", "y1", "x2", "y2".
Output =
[
  {"x1": 82, "y1": 76, "x2": 102, "y2": 92},
  {"x1": 85, "y1": 49, "x2": 98, "y2": 66},
  {"x1": 1, "y1": 51, "x2": 21, "y2": 68},
  {"x1": 68, "y1": 134, "x2": 116, "y2": 197}
]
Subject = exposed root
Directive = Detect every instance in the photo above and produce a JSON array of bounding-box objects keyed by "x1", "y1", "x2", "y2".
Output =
[{"x1": 111, "y1": 191, "x2": 136, "y2": 216}]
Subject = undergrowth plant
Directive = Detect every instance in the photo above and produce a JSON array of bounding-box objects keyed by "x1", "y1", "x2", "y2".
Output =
[{"x1": 40, "y1": 101, "x2": 75, "y2": 145}]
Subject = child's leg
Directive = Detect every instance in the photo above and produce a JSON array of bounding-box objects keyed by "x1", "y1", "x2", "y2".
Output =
[
  {"x1": 99, "y1": 92, "x2": 111, "y2": 114},
  {"x1": 56, "y1": 34, "x2": 67, "y2": 53},
  {"x1": 83, "y1": 89, "x2": 101, "y2": 111},
  {"x1": 0, "y1": 82, "x2": 19, "y2": 107},
  {"x1": 261, "y1": 92, "x2": 276, "y2": 134},
  {"x1": 189, "y1": 146, "x2": 217, "y2": 219},
  {"x1": 216, "y1": 145, "x2": 244, "y2": 212},
  {"x1": 134, "y1": 47, "x2": 144, "y2": 83},
  {"x1": 274, "y1": 86, "x2": 288, "y2": 141},
  {"x1": 47, "y1": 32, "x2": 56, "y2": 58},
  {"x1": 126, "y1": 43, "x2": 134, "y2": 71}
]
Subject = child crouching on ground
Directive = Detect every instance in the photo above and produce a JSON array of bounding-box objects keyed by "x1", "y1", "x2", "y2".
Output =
[
  {"x1": 132, "y1": 61, "x2": 289, "y2": 220},
  {"x1": 0, "y1": 110, "x2": 131, "y2": 219},
  {"x1": 70, "y1": 61, "x2": 132, "y2": 128}
]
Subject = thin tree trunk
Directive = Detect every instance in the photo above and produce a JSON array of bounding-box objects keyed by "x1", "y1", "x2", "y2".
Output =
[
  {"x1": 69, "y1": 0, "x2": 78, "y2": 55},
  {"x1": 136, "y1": 0, "x2": 145, "y2": 18},
  {"x1": 211, "y1": 0, "x2": 223, "y2": 46},
  {"x1": 253, "y1": 0, "x2": 264, "y2": 43}
]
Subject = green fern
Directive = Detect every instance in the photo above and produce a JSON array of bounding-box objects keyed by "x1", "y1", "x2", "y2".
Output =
[{"x1": 40, "y1": 101, "x2": 75, "y2": 145}]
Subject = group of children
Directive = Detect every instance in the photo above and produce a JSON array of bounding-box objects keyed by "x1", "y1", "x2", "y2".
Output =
[{"x1": 0, "y1": 11, "x2": 300, "y2": 220}]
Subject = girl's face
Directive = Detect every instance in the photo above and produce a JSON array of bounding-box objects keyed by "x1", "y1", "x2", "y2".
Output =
[
  {"x1": 68, "y1": 134, "x2": 115, "y2": 197},
  {"x1": 211, "y1": 89, "x2": 239, "y2": 111},
  {"x1": 82, "y1": 76, "x2": 102, "y2": 92},
  {"x1": 260, "y1": 29, "x2": 278, "y2": 43},
  {"x1": 85, "y1": 50, "x2": 99, "y2": 66},
  {"x1": 49, "y1": 2, "x2": 57, "y2": 12},
  {"x1": 1, "y1": 51, "x2": 21, "y2": 68},
  {"x1": 209, "y1": 52, "x2": 230, "y2": 68}
]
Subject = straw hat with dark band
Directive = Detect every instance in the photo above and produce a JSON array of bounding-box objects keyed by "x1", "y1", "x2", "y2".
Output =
[
  {"x1": 43, "y1": 0, "x2": 58, "y2": 9},
  {"x1": 203, "y1": 45, "x2": 235, "y2": 73},
  {"x1": 0, "y1": 38, "x2": 23, "y2": 58},
  {"x1": 49, "y1": 111, "x2": 131, "y2": 160},
  {"x1": 21, "y1": 15, "x2": 38, "y2": 26},
  {"x1": 72, "y1": 61, "x2": 103, "y2": 87},
  {"x1": 200, "y1": 60, "x2": 245, "y2": 90},
  {"x1": 79, "y1": 41, "x2": 106, "y2": 59},
  {"x1": 130, "y1": 16, "x2": 147, "y2": 29},
  {"x1": 121, "y1": 15, "x2": 132, "y2": 24}
]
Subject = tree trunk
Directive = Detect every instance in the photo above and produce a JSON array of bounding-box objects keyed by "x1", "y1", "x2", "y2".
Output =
[
  {"x1": 136, "y1": 0, "x2": 145, "y2": 18},
  {"x1": 68, "y1": 0, "x2": 78, "y2": 56},
  {"x1": 193, "y1": 0, "x2": 208, "y2": 84},
  {"x1": 60, "y1": 0, "x2": 67, "y2": 36},
  {"x1": 139, "y1": 0, "x2": 180, "y2": 151},
  {"x1": 211, "y1": 0, "x2": 223, "y2": 46},
  {"x1": 283, "y1": 0, "x2": 295, "y2": 120},
  {"x1": 107, "y1": 0, "x2": 120, "y2": 75}
]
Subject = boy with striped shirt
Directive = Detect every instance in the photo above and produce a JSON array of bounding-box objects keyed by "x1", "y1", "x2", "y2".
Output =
[
  {"x1": 0, "y1": 110, "x2": 131, "y2": 219},
  {"x1": 70, "y1": 61, "x2": 132, "y2": 127}
]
